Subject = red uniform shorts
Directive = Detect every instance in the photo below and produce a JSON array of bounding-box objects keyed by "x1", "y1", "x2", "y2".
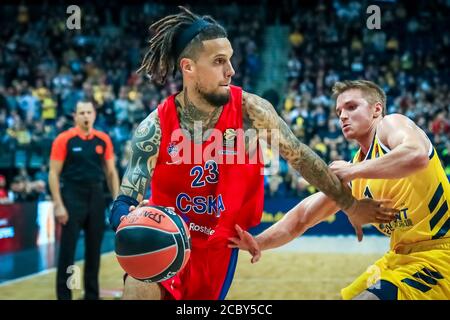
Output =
[{"x1": 160, "y1": 246, "x2": 239, "y2": 300}]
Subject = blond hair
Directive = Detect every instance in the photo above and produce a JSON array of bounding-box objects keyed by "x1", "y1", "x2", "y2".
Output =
[{"x1": 332, "y1": 80, "x2": 386, "y2": 116}]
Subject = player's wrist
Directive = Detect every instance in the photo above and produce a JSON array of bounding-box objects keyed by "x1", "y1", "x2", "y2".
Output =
[
  {"x1": 254, "y1": 235, "x2": 264, "y2": 250},
  {"x1": 350, "y1": 162, "x2": 362, "y2": 180},
  {"x1": 110, "y1": 195, "x2": 139, "y2": 231},
  {"x1": 336, "y1": 183, "x2": 356, "y2": 210},
  {"x1": 342, "y1": 196, "x2": 357, "y2": 214},
  {"x1": 255, "y1": 234, "x2": 269, "y2": 251}
]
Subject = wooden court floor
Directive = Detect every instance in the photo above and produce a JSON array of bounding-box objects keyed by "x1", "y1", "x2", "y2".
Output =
[{"x1": 0, "y1": 251, "x2": 382, "y2": 300}]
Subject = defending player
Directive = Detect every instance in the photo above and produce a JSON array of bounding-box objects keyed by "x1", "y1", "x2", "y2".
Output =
[{"x1": 230, "y1": 80, "x2": 450, "y2": 300}]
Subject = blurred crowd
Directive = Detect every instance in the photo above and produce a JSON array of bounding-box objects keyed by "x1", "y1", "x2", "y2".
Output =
[
  {"x1": 0, "y1": 2, "x2": 448, "y2": 203},
  {"x1": 0, "y1": 169, "x2": 47, "y2": 204},
  {"x1": 264, "y1": 0, "x2": 450, "y2": 198}
]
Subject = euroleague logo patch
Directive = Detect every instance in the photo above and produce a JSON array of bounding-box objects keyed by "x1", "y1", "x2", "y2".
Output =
[
  {"x1": 223, "y1": 128, "x2": 237, "y2": 140},
  {"x1": 223, "y1": 128, "x2": 237, "y2": 147},
  {"x1": 95, "y1": 145, "x2": 104, "y2": 154}
]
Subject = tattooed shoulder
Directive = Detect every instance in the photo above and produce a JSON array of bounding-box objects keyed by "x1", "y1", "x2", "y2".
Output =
[
  {"x1": 119, "y1": 110, "x2": 161, "y2": 200},
  {"x1": 242, "y1": 91, "x2": 279, "y2": 131},
  {"x1": 133, "y1": 110, "x2": 161, "y2": 153}
]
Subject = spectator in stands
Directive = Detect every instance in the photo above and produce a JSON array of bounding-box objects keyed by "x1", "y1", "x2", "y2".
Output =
[
  {"x1": 289, "y1": 27, "x2": 304, "y2": 53},
  {"x1": 6, "y1": 120, "x2": 31, "y2": 148},
  {"x1": 34, "y1": 164, "x2": 50, "y2": 200},
  {"x1": 8, "y1": 176, "x2": 29, "y2": 202},
  {"x1": 431, "y1": 112, "x2": 450, "y2": 136},
  {"x1": 267, "y1": 173, "x2": 284, "y2": 198},
  {"x1": 0, "y1": 175, "x2": 9, "y2": 203},
  {"x1": 323, "y1": 118, "x2": 344, "y2": 150},
  {"x1": 41, "y1": 91, "x2": 58, "y2": 125}
]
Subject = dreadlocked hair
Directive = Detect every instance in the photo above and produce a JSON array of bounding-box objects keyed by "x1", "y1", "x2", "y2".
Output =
[{"x1": 137, "y1": 6, "x2": 227, "y2": 85}]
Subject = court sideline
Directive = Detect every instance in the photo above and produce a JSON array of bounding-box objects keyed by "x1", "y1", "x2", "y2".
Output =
[{"x1": 0, "y1": 236, "x2": 388, "y2": 299}]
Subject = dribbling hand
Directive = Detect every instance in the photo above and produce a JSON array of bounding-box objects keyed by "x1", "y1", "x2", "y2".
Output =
[
  {"x1": 120, "y1": 200, "x2": 176, "y2": 222},
  {"x1": 120, "y1": 199, "x2": 150, "y2": 222}
]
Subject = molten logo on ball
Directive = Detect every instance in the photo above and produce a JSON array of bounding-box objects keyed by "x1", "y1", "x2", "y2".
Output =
[{"x1": 115, "y1": 206, "x2": 191, "y2": 283}]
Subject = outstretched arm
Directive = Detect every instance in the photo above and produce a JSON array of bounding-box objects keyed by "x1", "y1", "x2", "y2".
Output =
[
  {"x1": 256, "y1": 191, "x2": 395, "y2": 249},
  {"x1": 242, "y1": 91, "x2": 355, "y2": 210},
  {"x1": 110, "y1": 110, "x2": 161, "y2": 230},
  {"x1": 255, "y1": 192, "x2": 340, "y2": 251},
  {"x1": 229, "y1": 191, "x2": 395, "y2": 262},
  {"x1": 229, "y1": 192, "x2": 339, "y2": 263}
]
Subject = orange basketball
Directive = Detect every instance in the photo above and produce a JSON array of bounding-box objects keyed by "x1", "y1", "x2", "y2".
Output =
[{"x1": 115, "y1": 206, "x2": 191, "y2": 282}]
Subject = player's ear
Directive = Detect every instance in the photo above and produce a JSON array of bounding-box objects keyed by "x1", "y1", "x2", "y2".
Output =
[
  {"x1": 373, "y1": 102, "x2": 383, "y2": 118},
  {"x1": 180, "y1": 58, "x2": 195, "y2": 75}
]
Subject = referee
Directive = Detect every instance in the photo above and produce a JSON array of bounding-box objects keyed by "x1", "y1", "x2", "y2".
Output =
[{"x1": 49, "y1": 101, "x2": 119, "y2": 300}]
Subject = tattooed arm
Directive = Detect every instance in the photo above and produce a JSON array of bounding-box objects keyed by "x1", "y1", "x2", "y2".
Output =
[
  {"x1": 239, "y1": 91, "x2": 397, "y2": 243},
  {"x1": 242, "y1": 91, "x2": 355, "y2": 210},
  {"x1": 119, "y1": 110, "x2": 161, "y2": 202}
]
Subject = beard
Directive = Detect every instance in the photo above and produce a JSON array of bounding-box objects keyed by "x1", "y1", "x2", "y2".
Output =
[{"x1": 196, "y1": 83, "x2": 230, "y2": 108}]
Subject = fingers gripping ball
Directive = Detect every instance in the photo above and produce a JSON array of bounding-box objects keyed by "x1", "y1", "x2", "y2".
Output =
[{"x1": 115, "y1": 206, "x2": 191, "y2": 283}]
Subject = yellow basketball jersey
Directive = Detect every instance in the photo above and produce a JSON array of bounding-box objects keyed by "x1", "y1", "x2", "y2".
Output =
[{"x1": 351, "y1": 133, "x2": 450, "y2": 251}]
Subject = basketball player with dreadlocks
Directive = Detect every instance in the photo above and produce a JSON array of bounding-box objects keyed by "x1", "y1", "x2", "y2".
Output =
[{"x1": 109, "y1": 6, "x2": 397, "y2": 300}]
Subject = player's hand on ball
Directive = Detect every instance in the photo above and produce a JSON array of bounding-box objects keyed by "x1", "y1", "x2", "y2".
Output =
[
  {"x1": 128, "y1": 199, "x2": 149, "y2": 212},
  {"x1": 119, "y1": 199, "x2": 150, "y2": 222},
  {"x1": 120, "y1": 200, "x2": 175, "y2": 223},
  {"x1": 345, "y1": 198, "x2": 398, "y2": 242},
  {"x1": 228, "y1": 224, "x2": 261, "y2": 263}
]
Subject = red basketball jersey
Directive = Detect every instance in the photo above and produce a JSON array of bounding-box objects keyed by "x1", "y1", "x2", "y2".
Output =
[{"x1": 149, "y1": 85, "x2": 264, "y2": 248}]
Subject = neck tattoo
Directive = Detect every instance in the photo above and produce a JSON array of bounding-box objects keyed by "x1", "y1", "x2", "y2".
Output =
[{"x1": 175, "y1": 88, "x2": 223, "y2": 143}]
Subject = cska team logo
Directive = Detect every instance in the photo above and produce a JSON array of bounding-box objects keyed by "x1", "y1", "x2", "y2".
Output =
[{"x1": 167, "y1": 142, "x2": 179, "y2": 157}]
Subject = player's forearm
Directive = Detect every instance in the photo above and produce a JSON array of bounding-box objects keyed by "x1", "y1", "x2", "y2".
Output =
[
  {"x1": 119, "y1": 177, "x2": 148, "y2": 202},
  {"x1": 256, "y1": 208, "x2": 308, "y2": 251},
  {"x1": 283, "y1": 139, "x2": 355, "y2": 210},
  {"x1": 256, "y1": 193, "x2": 339, "y2": 250},
  {"x1": 118, "y1": 112, "x2": 160, "y2": 201},
  {"x1": 353, "y1": 144, "x2": 429, "y2": 180},
  {"x1": 48, "y1": 170, "x2": 63, "y2": 206},
  {"x1": 118, "y1": 152, "x2": 155, "y2": 202},
  {"x1": 242, "y1": 91, "x2": 355, "y2": 209}
]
